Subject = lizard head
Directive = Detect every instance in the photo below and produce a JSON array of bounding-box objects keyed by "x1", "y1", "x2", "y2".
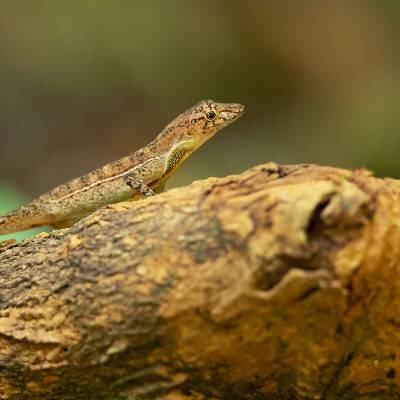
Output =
[
  {"x1": 155, "y1": 100, "x2": 244, "y2": 178},
  {"x1": 160, "y1": 100, "x2": 245, "y2": 149},
  {"x1": 182, "y1": 99, "x2": 245, "y2": 145}
]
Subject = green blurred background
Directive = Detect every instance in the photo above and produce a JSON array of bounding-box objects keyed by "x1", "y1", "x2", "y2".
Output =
[{"x1": 1, "y1": 1, "x2": 400, "y2": 240}]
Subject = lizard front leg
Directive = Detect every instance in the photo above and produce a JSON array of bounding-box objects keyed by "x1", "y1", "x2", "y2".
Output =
[{"x1": 124, "y1": 175, "x2": 156, "y2": 197}]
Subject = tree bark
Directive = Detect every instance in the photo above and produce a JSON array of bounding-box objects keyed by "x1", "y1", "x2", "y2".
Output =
[{"x1": 0, "y1": 162, "x2": 399, "y2": 400}]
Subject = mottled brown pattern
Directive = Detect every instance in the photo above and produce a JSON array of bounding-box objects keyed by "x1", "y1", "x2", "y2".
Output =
[
  {"x1": 0, "y1": 100, "x2": 244, "y2": 235},
  {"x1": 0, "y1": 163, "x2": 399, "y2": 399}
]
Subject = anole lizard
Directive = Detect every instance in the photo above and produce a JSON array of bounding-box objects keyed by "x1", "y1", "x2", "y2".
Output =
[{"x1": 0, "y1": 100, "x2": 244, "y2": 235}]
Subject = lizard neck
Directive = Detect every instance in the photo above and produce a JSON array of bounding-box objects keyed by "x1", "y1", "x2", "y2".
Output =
[
  {"x1": 147, "y1": 125, "x2": 197, "y2": 176},
  {"x1": 161, "y1": 141, "x2": 197, "y2": 180},
  {"x1": 150, "y1": 125, "x2": 185, "y2": 153}
]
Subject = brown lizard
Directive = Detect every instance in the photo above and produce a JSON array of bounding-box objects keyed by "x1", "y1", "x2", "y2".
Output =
[{"x1": 0, "y1": 100, "x2": 244, "y2": 235}]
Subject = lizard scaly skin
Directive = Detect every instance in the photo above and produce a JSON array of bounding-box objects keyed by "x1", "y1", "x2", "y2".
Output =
[{"x1": 0, "y1": 100, "x2": 244, "y2": 235}]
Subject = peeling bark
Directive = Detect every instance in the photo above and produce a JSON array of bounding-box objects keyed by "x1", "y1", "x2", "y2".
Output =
[{"x1": 0, "y1": 162, "x2": 399, "y2": 400}]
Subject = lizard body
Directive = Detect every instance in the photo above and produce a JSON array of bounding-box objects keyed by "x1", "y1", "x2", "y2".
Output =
[{"x1": 0, "y1": 100, "x2": 244, "y2": 235}]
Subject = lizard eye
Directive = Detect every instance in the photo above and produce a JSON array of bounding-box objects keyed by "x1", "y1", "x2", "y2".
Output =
[{"x1": 206, "y1": 111, "x2": 216, "y2": 121}]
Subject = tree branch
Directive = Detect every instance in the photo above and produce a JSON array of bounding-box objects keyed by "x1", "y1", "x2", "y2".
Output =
[{"x1": 0, "y1": 162, "x2": 398, "y2": 400}]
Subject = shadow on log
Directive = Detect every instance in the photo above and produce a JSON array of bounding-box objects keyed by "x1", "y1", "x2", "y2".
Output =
[{"x1": 1, "y1": 162, "x2": 399, "y2": 400}]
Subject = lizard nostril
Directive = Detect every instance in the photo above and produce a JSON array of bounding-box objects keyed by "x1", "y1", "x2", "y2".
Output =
[{"x1": 236, "y1": 104, "x2": 245, "y2": 113}]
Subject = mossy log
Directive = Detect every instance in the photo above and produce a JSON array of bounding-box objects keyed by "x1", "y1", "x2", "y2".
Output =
[{"x1": 0, "y1": 162, "x2": 399, "y2": 400}]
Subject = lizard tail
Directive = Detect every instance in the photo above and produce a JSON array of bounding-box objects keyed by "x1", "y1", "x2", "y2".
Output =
[{"x1": 0, "y1": 205, "x2": 51, "y2": 235}]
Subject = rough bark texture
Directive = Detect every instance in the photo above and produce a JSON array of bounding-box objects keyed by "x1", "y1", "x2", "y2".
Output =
[{"x1": 0, "y1": 162, "x2": 399, "y2": 400}]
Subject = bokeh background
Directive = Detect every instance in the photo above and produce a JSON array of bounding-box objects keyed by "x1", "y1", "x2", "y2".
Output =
[{"x1": 1, "y1": 0, "x2": 400, "y2": 240}]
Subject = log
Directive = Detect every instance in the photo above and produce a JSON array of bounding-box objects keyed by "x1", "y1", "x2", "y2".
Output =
[{"x1": 0, "y1": 162, "x2": 399, "y2": 400}]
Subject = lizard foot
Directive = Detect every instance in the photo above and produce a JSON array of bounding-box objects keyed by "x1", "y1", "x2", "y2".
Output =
[{"x1": 124, "y1": 177, "x2": 156, "y2": 197}]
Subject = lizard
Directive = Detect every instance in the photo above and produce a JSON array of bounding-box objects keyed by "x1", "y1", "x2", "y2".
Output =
[{"x1": 0, "y1": 100, "x2": 244, "y2": 236}]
